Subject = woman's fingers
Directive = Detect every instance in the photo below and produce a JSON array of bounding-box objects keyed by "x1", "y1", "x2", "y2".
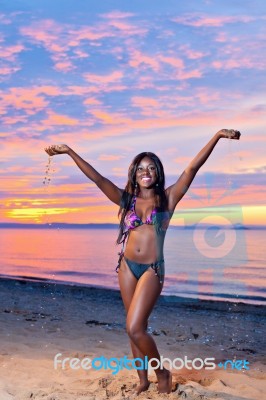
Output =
[
  {"x1": 230, "y1": 129, "x2": 241, "y2": 140},
  {"x1": 220, "y1": 129, "x2": 241, "y2": 140},
  {"x1": 44, "y1": 144, "x2": 65, "y2": 155},
  {"x1": 44, "y1": 146, "x2": 55, "y2": 156}
]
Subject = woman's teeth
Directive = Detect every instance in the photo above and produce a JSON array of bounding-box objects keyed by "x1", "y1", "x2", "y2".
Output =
[{"x1": 142, "y1": 177, "x2": 151, "y2": 181}]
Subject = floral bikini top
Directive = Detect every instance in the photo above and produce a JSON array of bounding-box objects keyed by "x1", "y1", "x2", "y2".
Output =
[{"x1": 124, "y1": 195, "x2": 158, "y2": 231}]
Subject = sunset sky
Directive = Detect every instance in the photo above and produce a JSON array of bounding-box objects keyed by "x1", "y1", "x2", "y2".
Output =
[{"x1": 1, "y1": 0, "x2": 265, "y2": 226}]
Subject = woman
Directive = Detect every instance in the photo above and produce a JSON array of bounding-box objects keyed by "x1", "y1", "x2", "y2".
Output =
[{"x1": 45, "y1": 128, "x2": 241, "y2": 394}]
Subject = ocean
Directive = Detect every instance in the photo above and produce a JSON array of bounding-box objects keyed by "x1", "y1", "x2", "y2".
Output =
[{"x1": 0, "y1": 227, "x2": 265, "y2": 305}]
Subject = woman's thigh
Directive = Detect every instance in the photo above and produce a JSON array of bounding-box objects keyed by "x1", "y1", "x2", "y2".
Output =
[
  {"x1": 118, "y1": 257, "x2": 138, "y2": 312},
  {"x1": 127, "y1": 268, "x2": 163, "y2": 331}
]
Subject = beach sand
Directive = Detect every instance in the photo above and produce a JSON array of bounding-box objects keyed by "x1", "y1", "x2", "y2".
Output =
[{"x1": 0, "y1": 277, "x2": 265, "y2": 400}]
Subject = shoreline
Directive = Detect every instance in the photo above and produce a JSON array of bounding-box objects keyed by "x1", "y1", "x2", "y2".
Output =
[
  {"x1": 0, "y1": 275, "x2": 265, "y2": 310},
  {"x1": 1, "y1": 276, "x2": 265, "y2": 399}
]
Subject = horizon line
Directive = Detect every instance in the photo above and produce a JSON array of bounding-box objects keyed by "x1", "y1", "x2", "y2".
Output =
[{"x1": 1, "y1": 222, "x2": 266, "y2": 230}]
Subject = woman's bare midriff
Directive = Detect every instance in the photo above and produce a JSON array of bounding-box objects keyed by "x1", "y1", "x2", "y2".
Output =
[{"x1": 124, "y1": 225, "x2": 165, "y2": 263}]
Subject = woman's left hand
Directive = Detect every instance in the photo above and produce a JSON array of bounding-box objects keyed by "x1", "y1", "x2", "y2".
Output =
[{"x1": 217, "y1": 129, "x2": 241, "y2": 140}]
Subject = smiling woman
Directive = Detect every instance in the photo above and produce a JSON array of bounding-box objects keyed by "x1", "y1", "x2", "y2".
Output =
[{"x1": 44, "y1": 128, "x2": 240, "y2": 394}]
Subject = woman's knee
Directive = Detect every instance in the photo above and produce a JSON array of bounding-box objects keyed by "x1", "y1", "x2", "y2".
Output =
[{"x1": 126, "y1": 319, "x2": 148, "y2": 340}]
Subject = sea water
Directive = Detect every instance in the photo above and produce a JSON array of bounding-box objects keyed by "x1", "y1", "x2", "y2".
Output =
[{"x1": 0, "y1": 227, "x2": 265, "y2": 305}]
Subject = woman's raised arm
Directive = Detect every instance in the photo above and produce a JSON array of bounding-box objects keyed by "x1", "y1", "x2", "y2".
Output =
[
  {"x1": 44, "y1": 144, "x2": 123, "y2": 206},
  {"x1": 166, "y1": 129, "x2": 241, "y2": 211}
]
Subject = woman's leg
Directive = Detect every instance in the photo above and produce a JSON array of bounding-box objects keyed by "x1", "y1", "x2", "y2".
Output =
[
  {"x1": 118, "y1": 257, "x2": 150, "y2": 394},
  {"x1": 126, "y1": 268, "x2": 172, "y2": 394}
]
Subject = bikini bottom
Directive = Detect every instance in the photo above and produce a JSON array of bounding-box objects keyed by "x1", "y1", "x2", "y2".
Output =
[{"x1": 116, "y1": 254, "x2": 164, "y2": 284}]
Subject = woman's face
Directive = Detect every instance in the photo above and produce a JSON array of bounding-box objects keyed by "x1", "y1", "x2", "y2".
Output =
[{"x1": 135, "y1": 156, "x2": 157, "y2": 188}]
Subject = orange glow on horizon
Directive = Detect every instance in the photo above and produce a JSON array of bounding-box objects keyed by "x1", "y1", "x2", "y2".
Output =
[{"x1": 1, "y1": 205, "x2": 265, "y2": 226}]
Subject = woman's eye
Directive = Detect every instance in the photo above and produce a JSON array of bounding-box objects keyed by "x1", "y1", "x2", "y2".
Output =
[{"x1": 137, "y1": 166, "x2": 155, "y2": 171}]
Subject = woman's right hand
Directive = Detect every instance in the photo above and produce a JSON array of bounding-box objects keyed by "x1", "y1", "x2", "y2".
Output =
[{"x1": 44, "y1": 144, "x2": 71, "y2": 156}]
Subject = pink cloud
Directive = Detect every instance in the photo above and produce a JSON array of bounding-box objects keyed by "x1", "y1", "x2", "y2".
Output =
[
  {"x1": 174, "y1": 156, "x2": 192, "y2": 164},
  {"x1": 2, "y1": 115, "x2": 29, "y2": 125},
  {"x1": 20, "y1": 19, "x2": 62, "y2": 46},
  {"x1": 129, "y1": 49, "x2": 160, "y2": 72},
  {"x1": 0, "y1": 44, "x2": 25, "y2": 61},
  {"x1": 174, "y1": 186, "x2": 266, "y2": 209},
  {"x1": 0, "y1": 88, "x2": 49, "y2": 114},
  {"x1": 179, "y1": 45, "x2": 208, "y2": 59},
  {"x1": 0, "y1": 40, "x2": 24, "y2": 80},
  {"x1": 0, "y1": 86, "x2": 99, "y2": 117},
  {"x1": 37, "y1": 105, "x2": 265, "y2": 143},
  {"x1": 73, "y1": 49, "x2": 89, "y2": 58},
  {"x1": 134, "y1": 76, "x2": 158, "y2": 90},
  {"x1": 0, "y1": 132, "x2": 88, "y2": 167},
  {"x1": 90, "y1": 109, "x2": 132, "y2": 125},
  {"x1": 176, "y1": 69, "x2": 202, "y2": 80},
  {"x1": 0, "y1": 105, "x2": 7, "y2": 115},
  {"x1": 159, "y1": 56, "x2": 184, "y2": 69},
  {"x1": 100, "y1": 11, "x2": 147, "y2": 37},
  {"x1": 20, "y1": 20, "x2": 78, "y2": 71},
  {"x1": 104, "y1": 45, "x2": 124, "y2": 58},
  {"x1": 68, "y1": 26, "x2": 112, "y2": 43},
  {"x1": 212, "y1": 57, "x2": 265, "y2": 70},
  {"x1": 83, "y1": 97, "x2": 102, "y2": 105},
  {"x1": 111, "y1": 167, "x2": 125, "y2": 177},
  {"x1": 54, "y1": 61, "x2": 75, "y2": 72},
  {"x1": 37, "y1": 86, "x2": 62, "y2": 96},
  {"x1": 194, "y1": 88, "x2": 220, "y2": 105},
  {"x1": 101, "y1": 11, "x2": 135, "y2": 19},
  {"x1": 65, "y1": 86, "x2": 94, "y2": 96},
  {"x1": 45, "y1": 130, "x2": 94, "y2": 145},
  {"x1": 82, "y1": 72, "x2": 127, "y2": 94},
  {"x1": 131, "y1": 96, "x2": 161, "y2": 117},
  {"x1": 0, "y1": 66, "x2": 20, "y2": 76},
  {"x1": 242, "y1": 135, "x2": 266, "y2": 143},
  {"x1": 42, "y1": 111, "x2": 79, "y2": 126},
  {"x1": 107, "y1": 20, "x2": 147, "y2": 36},
  {"x1": 128, "y1": 49, "x2": 201, "y2": 80},
  {"x1": 98, "y1": 154, "x2": 125, "y2": 161},
  {"x1": 131, "y1": 97, "x2": 160, "y2": 108},
  {"x1": 172, "y1": 14, "x2": 257, "y2": 28},
  {"x1": 84, "y1": 110, "x2": 223, "y2": 136},
  {"x1": 84, "y1": 71, "x2": 123, "y2": 84},
  {"x1": 48, "y1": 43, "x2": 66, "y2": 53},
  {"x1": 1, "y1": 165, "x2": 42, "y2": 174},
  {"x1": 214, "y1": 32, "x2": 238, "y2": 43},
  {"x1": 18, "y1": 17, "x2": 147, "y2": 76}
]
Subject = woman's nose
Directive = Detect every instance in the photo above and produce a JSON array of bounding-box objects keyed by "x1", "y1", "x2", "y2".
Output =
[{"x1": 142, "y1": 168, "x2": 151, "y2": 174}]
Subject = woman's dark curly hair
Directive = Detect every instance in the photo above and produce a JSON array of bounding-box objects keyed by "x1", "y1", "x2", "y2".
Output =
[{"x1": 116, "y1": 152, "x2": 168, "y2": 245}]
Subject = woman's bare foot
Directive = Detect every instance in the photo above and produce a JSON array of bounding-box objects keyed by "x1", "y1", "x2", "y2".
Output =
[
  {"x1": 133, "y1": 380, "x2": 150, "y2": 395},
  {"x1": 157, "y1": 368, "x2": 172, "y2": 393}
]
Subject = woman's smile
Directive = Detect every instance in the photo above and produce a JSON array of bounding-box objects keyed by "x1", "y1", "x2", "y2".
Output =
[{"x1": 138, "y1": 174, "x2": 156, "y2": 186}]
